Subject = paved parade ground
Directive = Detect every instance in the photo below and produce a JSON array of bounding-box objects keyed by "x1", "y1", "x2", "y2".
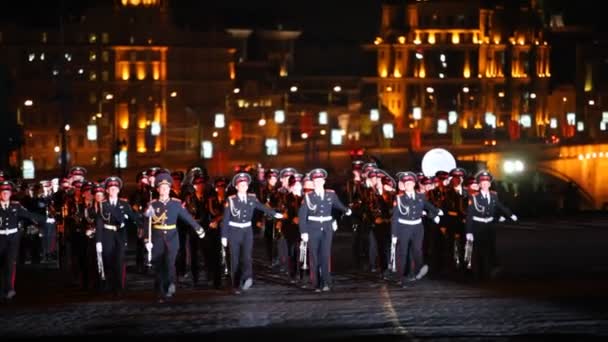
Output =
[{"x1": 2, "y1": 214, "x2": 608, "y2": 341}]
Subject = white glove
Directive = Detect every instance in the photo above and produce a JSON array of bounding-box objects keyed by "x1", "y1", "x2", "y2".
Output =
[
  {"x1": 145, "y1": 206, "x2": 155, "y2": 217},
  {"x1": 96, "y1": 242, "x2": 103, "y2": 253},
  {"x1": 345, "y1": 209, "x2": 352, "y2": 216},
  {"x1": 437, "y1": 209, "x2": 444, "y2": 216},
  {"x1": 120, "y1": 222, "x2": 125, "y2": 228},
  {"x1": 274, "y1": 213, "x2": 284, "y2": 219},
  {"x1": 332, "y1": 220, "x2": 338, "y2": 232},
  {"x1": 301, "y1": 233, "x2": 309, "y2": 242},
  {"x1": 391, "y1": 235, "x2": 397, "y2": 244},
  {"x1": 46, "y1": 217, "x2": 55, "y2": 224},
  {"x1": 511, "y1": 214, "x2": 518, "y2": 222},
  {"x1": 85, "y1": 229, "x2": 94, "y2": 237},
  {"x1": 498, "y1": 216, "x2": 506, "y2": 222},
  {"x1": 433, "y1": 216, "x2": 440, "y2": 224},
  {"x1": 196, "y1": 228, "x2": 205, "y2": 239},
  {"x1": 145, "y1": 242, "x2": 153, "y2": 251},
  {"x1": 221, "y1": 237, "x2": 228, "y2": 247},
  {"x1": 422, "y1": 210, "x2": 427, "y2": 216},
  {"x1": 466, "y1": 233, "x2": 474, "y2": 242}
]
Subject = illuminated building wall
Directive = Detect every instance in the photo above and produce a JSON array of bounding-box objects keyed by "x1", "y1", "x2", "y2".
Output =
[{"x1": 368, "y1": 1, "x2": 550, "y2": 136}]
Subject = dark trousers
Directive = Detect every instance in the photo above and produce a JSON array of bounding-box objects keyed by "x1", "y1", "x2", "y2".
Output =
[
  {"x1": 307, "y1": 223, "x2": 333, "y2": 289},
  {"x1": 152, "y1": 229, "x2": 179, "y2": 297},
  {"x1": 0, "y1": 232, "x2": 21, "y2": 298},
  {"x1": 395, "y1": 223, "x2": 424, "y2": 282},
  {"x1": 372, "y1": 222, "x2": 390, "y2": 273},
  {"x1": 71, "y1": 232, "x2": 88, "y2": 287},
  {"x1": 470, "y1": 222, "x2": 497, "y2": 279},
  {"x1": 229, "y1": 227, "x2": 253, "y2": 289},
  {"x1": 42, "y1": 223, "x2": 56, "y2": 258},
  {"x1": 446, "y1": 215, "x2": 465, "y2": 271},
  {"x1": 101, "y1": 230, "x2": 126, "y2": 292},
  {"x1": 175, "y1": 223, "x2": 201, "y2": 280},
  {"x1": 350, "y1": 218, "x2": 365, "y2": 269},
  {"x1": 263, "y1": 219, "x2": 275, "y2": 265},
  {"x1": 203, "y1": 228, "x2": 222, "y2": 288},
  {"x1": 176, "y1": 224, "x2": 201, "y2": 281}
]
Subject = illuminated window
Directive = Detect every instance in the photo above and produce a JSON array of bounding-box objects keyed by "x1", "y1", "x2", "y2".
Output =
[
  {"x1": 101, "y1": 33, "x2": 109, "y2": 44},
  {"x1": 89, "y1": 51, "x2": 97, "y2": 62},
  {"x1": 448, "y1": 111, "x2": 458, "y2": 125},
  {"x1": 102, "y1": 51, "x2": 109, "y2": 62},
  {"x1": 318, "y1": 111, "x2": 328, "y2": 125},
  {"x1": 437, "y1": 119, "x2": 448, "y2": 134},
  {"x1": 370, "y1": 109, "x2": 379, "y2": 122},
  {"x1": 41, "y1": 32, "x2": 47, "y2": 43},
  {"x1": 101, "y1": 71, "x2": 109, "y2": 81},
  {"x1": 201, "y1": 141, "x2": 213, "y2": 159},
  {"x1": 331, "y1": 129, "x2": 343, "y2": 145},
  {"x1": 214, "y1": 113, "x2": 225, "y2": 128},
  {"x1": 520, "y1": 114, "x2": 531, "y2": 128},
  {"x1": 274, "y1": 110, "x2": 285, "y2": 124},
  {"x1": 89, "y1": 33, "x2": 97, "y2": 44},
  {"x1": 89, "y1": 72, "x2": 97, "y2": 81},
  {"x1": 382, "y1": 123, "x2": 394, "y2": 139},
  {"x1": 265, "y1": 138, "x2": 278, "y2": 155}
]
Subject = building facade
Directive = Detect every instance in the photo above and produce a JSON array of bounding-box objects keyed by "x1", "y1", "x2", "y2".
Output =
[
  {"x1": 366, "y1": 0, "x2": 551, "y2": 140},
  {"x1": 0, "y1": 0, "x2": 235, "y2": 175}
]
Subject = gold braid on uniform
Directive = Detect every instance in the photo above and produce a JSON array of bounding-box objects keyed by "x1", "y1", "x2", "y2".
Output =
[{"x1": 151, "y1": 211, "x2": 167, "y2": 225}]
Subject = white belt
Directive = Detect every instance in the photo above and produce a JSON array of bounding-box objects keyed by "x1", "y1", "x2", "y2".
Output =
[
  {"x1": 308, "y1": 216, "x2": 333, "y2": 223},
  {"x1": 0, "y1": 228, "x2": 18, "y2": 235},
  {"x1": 472, "y1": 216, "x2": 493, "y2": 223},
  {"x1": 229, "y1": 221, "x2": 252, "y2": 228},
  {"x1": 398, "y1": 218, "x2": 422, "y2": 225},
  {"x1": 104, "y1": 224, "x2": 118, "y2": 231}
]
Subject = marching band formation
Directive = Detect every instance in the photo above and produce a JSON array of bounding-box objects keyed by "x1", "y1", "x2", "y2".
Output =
[{"x1": 0, "y1": 157, "x2": 517, "y2": 303}]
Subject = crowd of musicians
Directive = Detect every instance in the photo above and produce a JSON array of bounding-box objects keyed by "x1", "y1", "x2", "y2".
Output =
[{"x1": 0, "y1": 161, "x2": 516, "y2": 303}]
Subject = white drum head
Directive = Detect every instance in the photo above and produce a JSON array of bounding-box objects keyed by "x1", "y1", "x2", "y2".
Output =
[{"x1": 421, "y1": 148, "x2": 456, "y2": 177}]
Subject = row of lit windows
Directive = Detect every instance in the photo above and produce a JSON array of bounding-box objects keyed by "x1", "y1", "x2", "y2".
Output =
[
  {"x1": 236, "y1": 99, "x2": 273, "y2": 108},
  {"x1": 26, "y1": 51, "x2": 110, "y2": 63}
]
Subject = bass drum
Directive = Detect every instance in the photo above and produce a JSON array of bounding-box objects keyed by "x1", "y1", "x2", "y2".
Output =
[{"x1": 421, "y1": 148, "x2": 456, "y2": 177}]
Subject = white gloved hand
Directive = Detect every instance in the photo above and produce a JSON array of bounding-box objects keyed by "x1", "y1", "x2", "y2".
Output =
[
  {"x1": 422, "y1": 210, "x2": 427, "y2": 216},
  {"x1": 196, "y1": 228, "x2": 205, "y2": 239},
  {"x1": 345, "y1": 209, "x2": 352, "y2": 216},
  {"x1": 120, "y1": 222, "x2": 125, "y2": 228},
  {"x1": 145, "y1": 206, "x2": 155, "y2": 217},
  {"x1": 301, "y1": 233, "x2": 309, "y2": 242},
  {"x1": 437, "y1": 209, "x2": 444, "y2": 216},
  {"x1": 221, "y1": 237, "x2": 228, "y2": 247},
  {"x1": 391, "y1": 235, "x2": 397, "y2": 244},
  {"x1": 46, "y1": 217, "x2": 55, "y2": 224},
  {"x1": 511, "y1": 214, "x2": 518, "y2": 222},
  {"x1": 433, "y1": 216, "x2": 440, "y2": 224},
  {"x1": 145, "y1": 242, "x2": 153, "y2": 251},
  {"x1": 466, "y1": 233, "x2": 474, "y2": 242},
  {"x1": 274, "y1": 213, "x2": 284, "y2": 219},
  {"x1": 96, "y1": 242, "x2": 103, "y2": 253},
  {"x1": 498, "y1": 216, "x2": 506, "y2": 222},
  {"x1": 332, "y1": 220, "x2": 338, "y2": 232}
]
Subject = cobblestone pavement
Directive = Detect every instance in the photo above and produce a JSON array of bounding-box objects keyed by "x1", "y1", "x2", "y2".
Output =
[{"x1": 2, "y1": 216, "x2": 608, "y2": 341}]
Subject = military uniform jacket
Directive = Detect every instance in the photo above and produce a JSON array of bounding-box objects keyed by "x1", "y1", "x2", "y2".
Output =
[
  {"x1": 143, "y1": 198, "x2": 202, "y2": 234},
  {"x1": 221, "y1": 193, "x2": 277, "y2": 239},
  {"x1": 391, "y1": 192, "x2": 439, "y2": 236},
  {"x1": 465, "y1": 191, "x2": 513, "y2": 234},
  {"x1": 1, "y1": 201, "x2": 44, "y2": 233},
  {"x1": 443, "y1": 187, "x2": 469, "y2": 218},
  {"x1": 297, "y1": 189, "x2": 348, "y2": 235},
  {"x1": 95, "y1": 198, "x2": 140, "y2": 243}
]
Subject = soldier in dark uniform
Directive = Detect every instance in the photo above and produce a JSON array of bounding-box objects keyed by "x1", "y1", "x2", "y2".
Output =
[
  {"x1": 206, "y1": 177, "x2": 228, "y2": 289},
  {"x1": 221, "y1": 173, "x2": 283, "y2": 294},
  {"x1": 444, "y1": 167, "x2": 469, "y2": 273},
  {"x1": 391, "y1": 172, "x2": 442, "y2": 287},
  {"x1": 130, "y1": 171, "x2": 150, "y2": 273},
  {"x1": 276, "y1": 168, "x2": 297, "y2": 270},
  {"x1": 298, "y1": 168, "x2": 351, "y2": 292},
  {"x1": 258, "y1": 168, "x2": 280, "y2": 267},
  {"x1": 283, "y1": 173, "x2": 304, "y2": 282},
  {"x1": 465, "y1": 171, "x2": 517, "y2": 280},
  {"x1": 345, "y1": 160, "x2": 366, "y2": 270},
  {"x1": 144, "y1": 172, "x2": 205, "y2": 302},
  {"x1": 94, "y1": 176, "x2": 140, "y2": 296},
  {"x1": 181, "y1": 172, "x2": 209, "y2": 285},
  {"x1": 0, "y1": 180, "x2": 52, "y2": 301}
]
